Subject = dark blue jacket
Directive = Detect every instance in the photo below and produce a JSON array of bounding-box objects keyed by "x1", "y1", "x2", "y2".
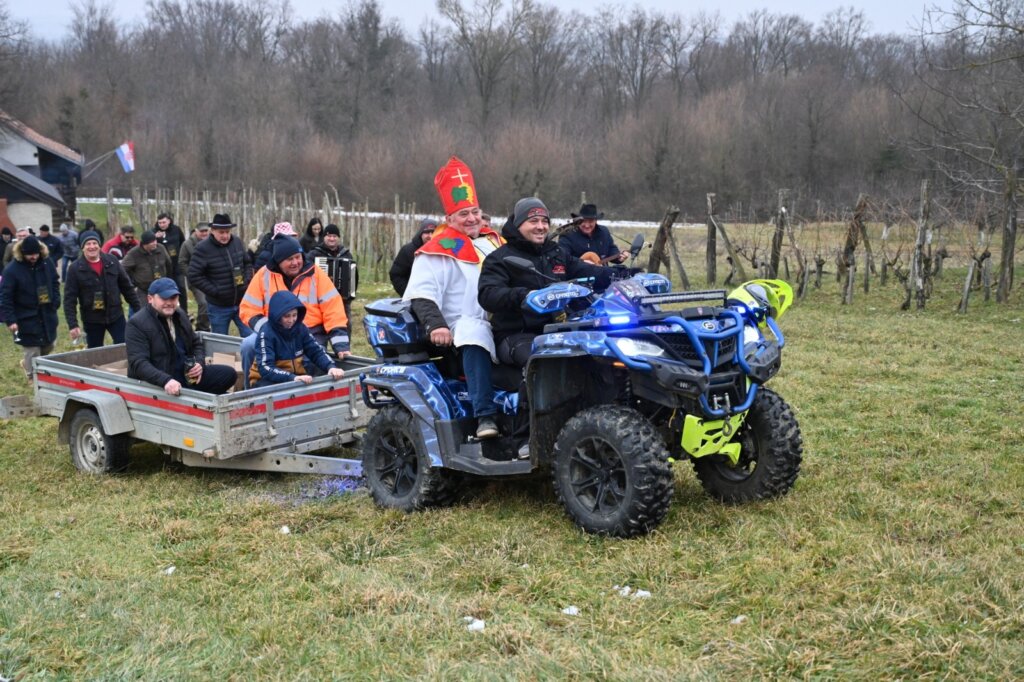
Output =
[
  {"x1": 0, "y1": 240, "x2": 61, "y2": 346},
  {"x1": 558, "y1": 223, "x2": 620, "y2": 262},
  {"x1": 252, "y1": 291, "x2": 334, "y2": 387}
]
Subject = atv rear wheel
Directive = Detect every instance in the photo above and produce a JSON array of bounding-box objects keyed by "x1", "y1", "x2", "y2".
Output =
[
  {"x1": 552, "y1": 405, "x2": 673, "y2": 538},
  {"x1": 362, "y1": 405, "x2": 457, "y2": 511},
  {"x1": 692, "y1": 387, "x2": 802, "y2": 503}
]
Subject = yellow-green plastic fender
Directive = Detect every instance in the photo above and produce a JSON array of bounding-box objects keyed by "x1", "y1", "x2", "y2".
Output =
[{"x1": 727, "y1": 279, "x2": 793, "y2": 321}]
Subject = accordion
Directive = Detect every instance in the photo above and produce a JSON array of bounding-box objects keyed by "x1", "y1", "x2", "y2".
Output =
[{"x1": 315, "y1": 256, "x2": 358, "y2": 300}]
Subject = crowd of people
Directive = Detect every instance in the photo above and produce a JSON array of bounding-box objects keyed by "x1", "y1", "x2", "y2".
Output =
[
  {"x1": 2, "y1": 161, "x2": 629, "y2": 455},
  {"x1": 0, "y1": 211, "x2": 359, "y2": 395}
]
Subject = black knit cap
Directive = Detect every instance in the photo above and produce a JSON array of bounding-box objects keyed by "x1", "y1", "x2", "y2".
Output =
[
  {"x1": 20, "y1": 235, "x2": 42, "y2": 255},
  {"x1": 324, "y1": 224, "x2": 341, "y2": 237},
  {"x1": 140, "y1": 230, "x2": 157, "y2": 245}
]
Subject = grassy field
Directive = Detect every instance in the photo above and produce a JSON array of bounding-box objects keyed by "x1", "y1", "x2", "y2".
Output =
[{"x1": 1, "y1": 265, "x2": 1023, "y2": 679}]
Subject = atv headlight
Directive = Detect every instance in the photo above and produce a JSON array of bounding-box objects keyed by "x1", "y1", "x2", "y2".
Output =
[
  {"x1": 611, "y1": 338, "x2": 666, "y2": 358},
  {"x1": 743, "y1": 324, "x2": 762, "y2": 346}
]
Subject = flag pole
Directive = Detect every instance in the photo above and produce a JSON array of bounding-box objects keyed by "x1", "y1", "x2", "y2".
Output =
[{"x1": 81, "y1": 149, "x2": 118, "y2": 180}]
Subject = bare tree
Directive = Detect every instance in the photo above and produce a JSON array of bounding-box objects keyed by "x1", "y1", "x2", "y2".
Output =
[
  {"x1": 817, "y1": 7, "x2": 869, "y2": 79},
  {"x1": 437, "y1": 0, "x2": 535, "y2": 131},
  {"x1": 605, "y1": 8, "x2": 667, "y2": 113},
  {"x1": 509, "y1": 5, "x2": 579, "y2": 118},
  {"x1": 903, "y1": 0, "x2": 1023, "y2": 302},
  {"x1": 0, "y1": 0, "x2": 27, "y2": 100}
]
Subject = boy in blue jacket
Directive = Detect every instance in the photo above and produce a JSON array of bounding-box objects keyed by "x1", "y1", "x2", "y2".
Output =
[{"x1": 251, "y1": 290, "x2": 345, "y2": 387}]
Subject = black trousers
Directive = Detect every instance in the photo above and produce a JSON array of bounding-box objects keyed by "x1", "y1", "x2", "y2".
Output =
[{"x1": 180, "y1": 363, "x2": 237, "y2": 395}]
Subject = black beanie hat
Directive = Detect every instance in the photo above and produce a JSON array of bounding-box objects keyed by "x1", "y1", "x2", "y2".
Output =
[
  {"x1": 324, "y1": 224, "x2": 341, "y2": 237},
  {"x1": 140, "y1": 230, "x2": 157, "y2": 245},
  {"x1": 20, "y1": 235, "x2": 42, "y2": 255}
]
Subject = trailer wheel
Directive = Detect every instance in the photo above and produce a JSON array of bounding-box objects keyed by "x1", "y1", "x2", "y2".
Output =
[
  {"x1": 69, "y1": 408, "x2": 130, "y2": 474},
  {"x1": 362, "y1": 406, "x2": 457, "y2": 511}
]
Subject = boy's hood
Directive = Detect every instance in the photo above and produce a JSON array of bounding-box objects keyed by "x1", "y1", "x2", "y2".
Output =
[{"x1": 268, "y1": 290, "x2": 306, "y2": 330}]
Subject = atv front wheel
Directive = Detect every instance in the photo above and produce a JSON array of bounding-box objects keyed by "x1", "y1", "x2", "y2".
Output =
[
  {"x1": 362, "y1": 406, "x2": 458, "y2": 511},
  {"x1": 692, "y1": 387, "x2": 802, "y2": 503},
  {"x1": 552, "y1": 405, "x2": 673, "y2": 538}
]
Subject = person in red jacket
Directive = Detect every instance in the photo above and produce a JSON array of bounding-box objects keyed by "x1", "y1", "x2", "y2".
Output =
[{"x1": 102, "y1": 226, "x2": 139, "y2": 260}]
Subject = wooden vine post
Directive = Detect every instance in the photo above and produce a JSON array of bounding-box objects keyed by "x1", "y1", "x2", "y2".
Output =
[
  {"x1": 768, "y1": 188, "x2": 787, "y2": 277},
  {"x1": 906, "y1": 179, "x2": 932, "y2": 311},
  {"x1": 705, "y1": 193, "x2": 717, "y2": 284}
]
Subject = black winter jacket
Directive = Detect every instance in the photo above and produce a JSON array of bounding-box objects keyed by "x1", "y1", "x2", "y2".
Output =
[
  {"x1": 63, "y1": 253, "x2": 140, "y2": 328},
  {"x1": 0, "y1": 240, "x2": 61, "y2": 346},
  {"x1": 389, "y1": 224, "x2": 435, "y2": 296},
  {"x1": 187, "y1": 235, "x2": 253, "y2": 307},
  {"x1": 156, "y1": 222, "x2": 187, "y2": 277},
  {"x1": 126, "y1": 304, "x2": 204, "y2": 388},
  {"x1": 478, "y1": 217, "x2": 611, "y2": 343},
  {"x1": 310, "y1": 243, "x2": 358, "y2": 300}
]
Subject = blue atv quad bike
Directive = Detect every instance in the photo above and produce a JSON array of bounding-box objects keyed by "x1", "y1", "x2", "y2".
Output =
[{"x1": 359, "y1": 267, "x2": 802, "y2": 538}]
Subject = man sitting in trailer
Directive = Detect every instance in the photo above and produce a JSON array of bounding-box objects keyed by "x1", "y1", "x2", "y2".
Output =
[{"x1": 126, "y1": 278, "x2": 237, "y2": 396}]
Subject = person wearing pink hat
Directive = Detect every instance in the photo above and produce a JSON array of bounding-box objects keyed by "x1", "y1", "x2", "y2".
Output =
[{"x1": 254, "y1": 221, "x2": 300, "y2": 270}]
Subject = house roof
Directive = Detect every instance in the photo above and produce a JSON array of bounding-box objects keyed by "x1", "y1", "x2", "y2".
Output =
[
  {"x1": 0, "y1": 156, "x2": 66, "y2": 207},
  {"x1": 0, "y1": 109, "x2": 84, "y2": 166}
]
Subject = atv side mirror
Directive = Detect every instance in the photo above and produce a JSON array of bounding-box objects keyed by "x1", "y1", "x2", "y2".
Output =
[
  {"x1": 629, "y1": 234, "x2": 644, "y2": 256},
  {"x1": 505, "y1": 256, "x2": 537, "y2": 272}
]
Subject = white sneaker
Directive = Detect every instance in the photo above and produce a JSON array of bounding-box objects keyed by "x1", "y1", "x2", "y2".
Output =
[{"x1": 517, "y1": 442, "x2": 530, "y2": 459}]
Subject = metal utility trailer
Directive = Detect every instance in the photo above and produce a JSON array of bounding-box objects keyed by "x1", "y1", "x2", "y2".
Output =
[{"x1": 1, "y1": 333, "x2": 378, "y2": 477}]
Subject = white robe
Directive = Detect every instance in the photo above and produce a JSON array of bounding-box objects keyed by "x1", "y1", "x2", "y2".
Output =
[{"x1": 403, "y1": 247, "x2": 497, "y2": 362}]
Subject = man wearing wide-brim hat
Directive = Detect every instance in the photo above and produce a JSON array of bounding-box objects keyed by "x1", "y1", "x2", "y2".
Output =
[
  {"x1": 187, "y1": 213, "x2": 254, "y2": 337},
  {"x1": 558, "y1": 203, "x2": 628, "y2": 265}
]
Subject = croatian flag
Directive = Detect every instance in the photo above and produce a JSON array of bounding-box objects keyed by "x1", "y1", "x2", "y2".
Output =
[{"x1": 115, "y1": 141, "x2": 135, "y2": 173}]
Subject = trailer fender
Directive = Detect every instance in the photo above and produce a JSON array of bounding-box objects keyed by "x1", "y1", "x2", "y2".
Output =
[{"x1": 57, "y1": 390, "x2": 134, "y2": 444}]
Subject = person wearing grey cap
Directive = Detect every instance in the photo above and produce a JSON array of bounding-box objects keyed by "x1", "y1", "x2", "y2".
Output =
[
  {"x1": 478, "y1": 198, "x2": 612, "y2": 457},
  {"x1": 125, "y1": 278, "x2": 237, "y2": 396},
  {"x1": 64, "y1": 230, "x2": 140, "y2": 348}
]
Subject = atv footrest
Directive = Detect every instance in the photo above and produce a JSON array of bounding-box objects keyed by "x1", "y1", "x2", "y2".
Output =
[{"x1": 447, "y1": 444, "x2": 534, "y2": 476}]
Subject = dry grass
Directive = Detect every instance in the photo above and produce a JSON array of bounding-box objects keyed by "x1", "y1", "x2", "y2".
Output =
[{"x1": 1, "y1": 251, "x2": 1022, "y2": 679}]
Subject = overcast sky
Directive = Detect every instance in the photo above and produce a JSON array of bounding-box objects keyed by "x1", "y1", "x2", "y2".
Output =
[{"x1": 10, "y1": 0, "x2": 927, "y2": 40}]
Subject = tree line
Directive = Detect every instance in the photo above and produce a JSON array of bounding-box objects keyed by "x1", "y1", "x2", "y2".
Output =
[{"x1": 0, "y1": 0, "x2": 1020, "y2": 231}]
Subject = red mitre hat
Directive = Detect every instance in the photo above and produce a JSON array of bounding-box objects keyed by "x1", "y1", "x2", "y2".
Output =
[{"x1": 434, "y1": 156, "x2": 478, "y2": 216}]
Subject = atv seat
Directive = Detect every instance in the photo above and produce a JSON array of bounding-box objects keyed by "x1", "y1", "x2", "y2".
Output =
[{"x1": 428, "y1": 346, "x2": 522, "y2": 393}]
